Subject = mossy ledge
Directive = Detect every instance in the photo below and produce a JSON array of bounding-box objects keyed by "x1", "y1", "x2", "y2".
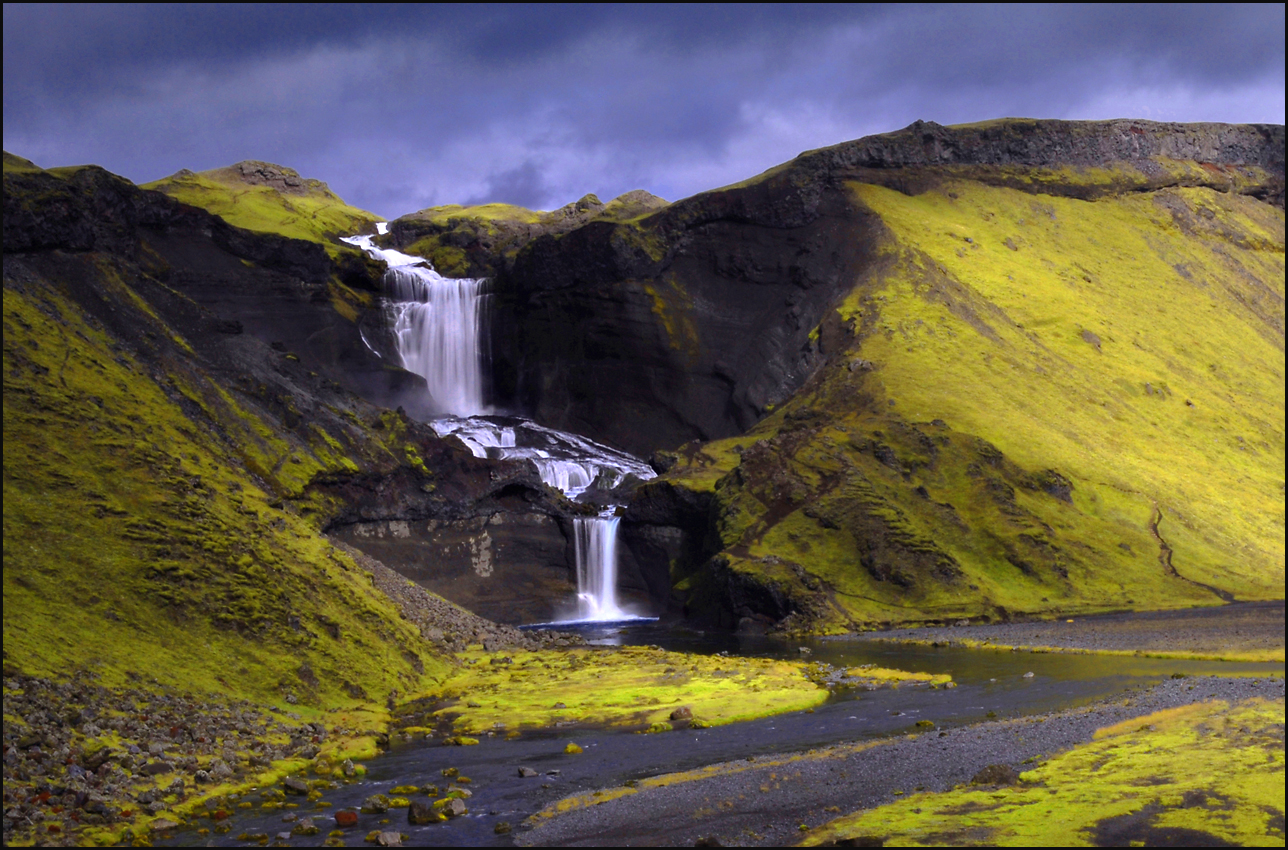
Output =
[{"x1": 380, "y1": 189, "x2": 668, "y2": 278}]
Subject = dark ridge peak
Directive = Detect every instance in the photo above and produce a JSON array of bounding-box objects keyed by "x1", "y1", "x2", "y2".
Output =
[{"x1": 800, "y1": 118, "x2": 1285, "y2": 175}]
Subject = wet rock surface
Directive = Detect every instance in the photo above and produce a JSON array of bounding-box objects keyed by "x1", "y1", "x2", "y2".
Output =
[{"x1": 329, "y1": 538, "x2": 579, "y2": 652}]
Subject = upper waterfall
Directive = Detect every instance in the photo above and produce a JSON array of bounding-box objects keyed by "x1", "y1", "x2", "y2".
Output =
[{"x1": 342, "y1": 234, "x2": 490, "y2": 417}]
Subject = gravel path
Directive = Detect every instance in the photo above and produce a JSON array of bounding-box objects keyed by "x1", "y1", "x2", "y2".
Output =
[
  {"x1": 858, "y1": 601, "x2": 1284, "y2": 658},
  {"x1": 517, "y1": 675, "x2": 1285, "y2": 847}
]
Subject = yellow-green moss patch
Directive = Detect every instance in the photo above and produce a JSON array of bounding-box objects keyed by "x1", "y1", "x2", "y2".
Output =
[
  {"x1": 414, "y1": 646, "x2": 828, "y2": 735},
  {"x1": 802, "y1": 696, "x2": 1286, "y2": 847}
]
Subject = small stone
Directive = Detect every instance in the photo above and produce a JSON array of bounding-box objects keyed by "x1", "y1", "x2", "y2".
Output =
[
  {"x1": 669, "y1": 707, "x2": 693, "y2": 721},
  {"x1": 442, "y1": 798, "x2": 467, "y2": 818},
  {"x1": 494, "y1": 821, "x2": 512, "y2": 834},
  {"x1": 151, "y1": 818, "x2": 179, "y2": 831},
  {"x1": 283, "y1": 776, "x2": 310, "y2": 795},
  {"x1": 518, "y1": 767, "x2": 538, "y2": 778},
  {"x1": 552, "y1": 702, "x2": 567, "y2": 709},
  {"x1": 292, "y1": 818, "x2": 320, "y2": 836},
  {"x1": 335, "y1": 809, "x2": 359, "y2": 827},
  {"x1": 564, "y1": 742, "x2": 582, "y2": 754},
  {"x1": 377, "y1": 830, "x2": 402, "y2": 846},
  {"x1": 407, "y1": 799, "x2": 441, "y2": 825},
  {"x1": 360, "y1": 794, "x2": 390, "y2": 814},
  {"x1": 971, "y1": 764, "x2": 1020, "y2": 786},
  {"x1": 1022, "y1": 672, "x2": 1035, "y2": 679}
]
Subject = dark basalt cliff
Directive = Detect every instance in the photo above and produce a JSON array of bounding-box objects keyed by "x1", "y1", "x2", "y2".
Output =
[{"x1": 488, "y1": 119, "x2": 1284, "y2": 458}]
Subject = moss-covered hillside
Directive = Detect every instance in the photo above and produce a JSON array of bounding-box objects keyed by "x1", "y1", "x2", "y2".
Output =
[
  {"x1": 143, "y1": 160, "x2": 380, "y2": 259},
  {"x1": 615, "y1": 120, "x2": 1285, "y2": 630},
  {"x1": 3, "y1": 155, "x2": 460, "y2": 709}
]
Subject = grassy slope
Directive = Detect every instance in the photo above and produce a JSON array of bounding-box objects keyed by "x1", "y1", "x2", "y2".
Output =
[
  {"x1": 3, "y1": 161, "x2": 451, "y2": 710},
  {"x1": 142, "y1": 164, "x2": 379, "y2": 256},
  {"x1": 662, "y1": 173, "x2": 1283, "y2": 630},
  {"x1": 803, "y1": 696, "x2": 1286, "y2": 847}
]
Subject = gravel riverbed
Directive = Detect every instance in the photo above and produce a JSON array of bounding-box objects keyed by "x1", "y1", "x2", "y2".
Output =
[
  {"x1": 518, "y1": 675, "x2": 1285, "y2": 847},
  {"x1": 860, "y1": 601, "x2": 1285, "y2": 658}
]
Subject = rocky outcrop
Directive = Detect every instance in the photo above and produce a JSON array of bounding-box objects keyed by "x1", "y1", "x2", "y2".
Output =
[{"x1": 380, "y1": 190, "x2": 668, "y2": 279}]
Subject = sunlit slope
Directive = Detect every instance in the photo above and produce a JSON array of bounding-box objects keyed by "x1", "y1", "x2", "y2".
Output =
[
  {"x1": 851, "y1": 181, "x2": 1283, "y2": 596},
  {"x1": 144, "y1": 161, "x2": 378, "y2": 252},
  {"x1": 3, "y1": 253, "x2": 447, "y2": 708},
  {"x1": 663, "y1": 177, "x2": 1283, "y2": 629}
]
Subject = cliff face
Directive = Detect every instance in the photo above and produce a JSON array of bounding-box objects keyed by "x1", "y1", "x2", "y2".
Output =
[
  {"x1": 7, "y1": 117, "x2": 1282, "y2": 641},
  {"x1": 488, "y1": 119, "x2": 1284, "y2": 459}
]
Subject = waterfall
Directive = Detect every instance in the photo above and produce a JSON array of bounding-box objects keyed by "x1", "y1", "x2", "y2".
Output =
[
  {"x1": 574, "y1": 515, "x2": 626, "y2": 621},
  {"x1": 341, "y1": 234, "x2": 489, "y2": 416},
  {"x1": 385, "y1": 267, "x2": 489, "y2": 417},
  {"x1": 344, "y1": 230, "x2": 655, "y2": 623}
]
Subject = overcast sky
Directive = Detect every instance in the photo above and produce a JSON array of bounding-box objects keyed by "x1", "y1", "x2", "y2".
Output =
[{"x1": 4, "y1": 4, "x2": 1284, "y2": 218}]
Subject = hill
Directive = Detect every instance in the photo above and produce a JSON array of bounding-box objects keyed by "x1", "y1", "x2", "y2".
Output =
[{"x1": 483, "y1": 119, "x2": 1285, "y2": 630}]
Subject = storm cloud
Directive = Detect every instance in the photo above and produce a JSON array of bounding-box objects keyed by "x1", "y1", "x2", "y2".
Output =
[{"x1": 4, "y1": 4, "x2": 1283, "y2": 218}]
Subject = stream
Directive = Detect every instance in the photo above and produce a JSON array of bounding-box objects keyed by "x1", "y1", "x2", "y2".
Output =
[{"x1": 160, "y1": 624, "x2": 1282, "y2": 847}]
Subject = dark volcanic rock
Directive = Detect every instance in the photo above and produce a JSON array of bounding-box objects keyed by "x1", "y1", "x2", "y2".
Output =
[{"x1": 487, "y1": 119, "x2": 1285, "y2": 457}]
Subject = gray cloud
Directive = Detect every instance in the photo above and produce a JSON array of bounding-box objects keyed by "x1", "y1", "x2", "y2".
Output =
[{"x1": 4, "y1": 5, "x2": 1283, "y2": 218}]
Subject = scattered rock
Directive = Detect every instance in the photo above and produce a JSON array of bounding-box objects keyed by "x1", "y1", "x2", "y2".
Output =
[
  {"x1": 292, "y1": 818, "x2": 320, "y2": 836},
  {"x1": 494, "y1": 821, "x2": 512, "y2": 834},
  {"x1": 377, "y1": 831, "x2": 403, "y2": 846},
  {"x1": 564, "y1": 743, "x2": 583, "y2": 754},
  {"x1": 335, "y1": 810, "x2": 359, "y2": 827},
  {"x1": 518, "y1": 766, "x2": 539, "y2": 777},
  {"x1": 283, "y1": 776, "x2": 310, "y2": 795},
  {"x1": 360, "y1": 794, "x2": 390, "y2": 814},
  {"x1": 971, "y1": 764, "x2": 1020, "y2": 786},
  {"x1": 669, "y1": 707, "x2": 693, "y2": 721},
  {"x1": 441, "y1": 798, "x2": 467, "y2": 818},
  {"x1": 1022, "y1": 672, "x2": 1035, "y2": 678},
  {"x1": 407, "y1": 799, "x2": 442, "y2": 825},
  {"x1": 443, "y1": 736, "x2": 479, "y2": 746}
]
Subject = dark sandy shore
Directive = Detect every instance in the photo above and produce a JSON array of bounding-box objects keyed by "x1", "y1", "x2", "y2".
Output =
[
  {"x1": 516, "y1": 676, "x2": 1284, "y2": 847},
  {"x1": 860, "y1": 600, "x2": 1285, "y2": 658}
]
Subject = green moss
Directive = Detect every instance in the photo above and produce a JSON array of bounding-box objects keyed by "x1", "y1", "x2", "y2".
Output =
[
  {"x1": 2, "y1": 151, "x2": 43, "y2": 174},
  {"x1": 803, "y1": 696, "x2": 1286, "y2": 847},
  {"x1": 411, "y1": 645, "x2": 827, "y2": 735},
  {"x1": 143, "y1": 165, "x2": 378, "y2": 256},
  {"x1": 2, "y1": 261, "x2": 450, "y2": 708},
  {"x1": 663, "y1": 176, "x2": 1283, "y2": 630}
]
